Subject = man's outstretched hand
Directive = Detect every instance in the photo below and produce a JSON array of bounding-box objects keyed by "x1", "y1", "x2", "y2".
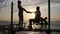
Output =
[{"x1": 27, "y1": 11, "x2": 32, "y2": 14}]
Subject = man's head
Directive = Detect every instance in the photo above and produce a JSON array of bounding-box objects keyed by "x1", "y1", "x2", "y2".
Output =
[
  {"x1": 17, "y1": 0, "x2": 21, "y2": 5},
  {"x1": 36, "y1": 6, "x2": 40, "y2": 11}
]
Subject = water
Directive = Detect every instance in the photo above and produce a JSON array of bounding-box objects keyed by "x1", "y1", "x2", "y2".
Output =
[{"x1": 0, "y1": 21, "x2": 60, "y2": 34}]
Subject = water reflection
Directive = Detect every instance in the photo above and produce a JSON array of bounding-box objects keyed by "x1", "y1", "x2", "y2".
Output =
[{"x1": 16, "y1": 31, "x2": 46, "y2": 34}]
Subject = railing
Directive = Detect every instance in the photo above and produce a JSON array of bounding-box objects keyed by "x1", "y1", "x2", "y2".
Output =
[{"x1": 0, "y1": 23, "x2": 60, "y2": 34}]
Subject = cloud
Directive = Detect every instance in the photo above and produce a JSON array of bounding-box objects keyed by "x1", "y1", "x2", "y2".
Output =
[
  {"x1": 0, "y1": 0, "x2": 4, "y2": 9},
  {"x1": 0, "y1": 0, "x2": 5, "y2": 7},
  {"x1": 0, "y1": 0, "x2": 4, "y2": 3},
  {"x1": 51, "y1": 0, "x2": 60, "y2": 3},
  {"x1": 0, "y1": 0, "x2": 12, "y2": 10}
]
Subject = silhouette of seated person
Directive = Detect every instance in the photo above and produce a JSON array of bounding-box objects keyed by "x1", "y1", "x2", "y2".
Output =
[
  {"x1": 28, "y1": 6, "x2": 47, "y2": 30},
  {"x1": 17, "y1": 0, "x2": 31, "y2": 29},
  {"x1": 28, "y1": 6, "x2": 41, "y2": 29}
]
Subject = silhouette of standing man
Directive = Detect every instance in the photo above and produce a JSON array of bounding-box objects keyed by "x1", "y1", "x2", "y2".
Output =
[{"x1": 17, "y1": 0, "x2": 31, "y2": 29}]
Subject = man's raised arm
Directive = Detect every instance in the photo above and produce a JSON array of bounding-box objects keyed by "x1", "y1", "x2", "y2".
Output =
[{"x1": 22, "y1": 7, "x2": 32, "y2": 13}]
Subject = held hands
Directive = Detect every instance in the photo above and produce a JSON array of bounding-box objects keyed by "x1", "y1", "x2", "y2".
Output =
[{"x1": 27, "y1": 11, "x2": 32, "y2": 14}]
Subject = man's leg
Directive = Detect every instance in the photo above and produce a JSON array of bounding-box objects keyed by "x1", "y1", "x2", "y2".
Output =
[
  {"x1": 19, "y1": 15, "x2": 23, "y2": 29},
  {"x1": 19, "y1": 18, "x2": 21, "y2": 28},
  {"x1": 20, "y1": 15, "x2": 23, "y2": 28},
  {"x1": 20, "y1": 20, "x2": 23, "y2": 28}
]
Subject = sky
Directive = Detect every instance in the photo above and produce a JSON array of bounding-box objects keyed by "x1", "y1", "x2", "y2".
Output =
[{"x1": 0, "y1": 0, "x2": 60, "y2": 22}]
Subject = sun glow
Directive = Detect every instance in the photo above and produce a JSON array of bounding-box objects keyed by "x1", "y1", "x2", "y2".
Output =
[{"x1": 29, "y1": 13, "x2": 35, "y2": 19}]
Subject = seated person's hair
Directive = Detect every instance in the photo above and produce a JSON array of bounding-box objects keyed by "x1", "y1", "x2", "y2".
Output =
[{"x1": 36, "y1": 6, "x2": 40, "y2": 10}]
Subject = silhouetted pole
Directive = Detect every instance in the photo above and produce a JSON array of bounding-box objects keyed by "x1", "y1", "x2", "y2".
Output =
[
  {"x1": 48, "y1": 0, "x2": 50, "y2": 30},
  {"x1": 11, "y1": 2, "x2": 13, "y2": 34},
  {"x1": 47, "y1": 0, "x2": 51, "y2": 34}
]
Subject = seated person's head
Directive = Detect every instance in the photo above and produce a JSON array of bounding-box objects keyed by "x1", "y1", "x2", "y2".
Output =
[
  {"x1": 36, "y1": 6, "x2": 40, "y2": 11},
  {"x1": 17, "y1": 0, "x2": 21, "y2": 5}
]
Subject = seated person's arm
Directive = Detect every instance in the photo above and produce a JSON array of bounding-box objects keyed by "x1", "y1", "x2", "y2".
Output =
[{"x1": 31, "y1": 11, "x2": 36, "y2": 13}]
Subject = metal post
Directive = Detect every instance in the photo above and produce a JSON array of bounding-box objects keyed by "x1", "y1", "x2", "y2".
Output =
[
  {"x1": 11, "y1": 2, "x2": 13, "y2": 34},
  {"x1": 46, "y1": 0, "x2": 51, "y2": 34},
  {"x1": 48, "y1": 0, "x2": 50, "y2": 30}
]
